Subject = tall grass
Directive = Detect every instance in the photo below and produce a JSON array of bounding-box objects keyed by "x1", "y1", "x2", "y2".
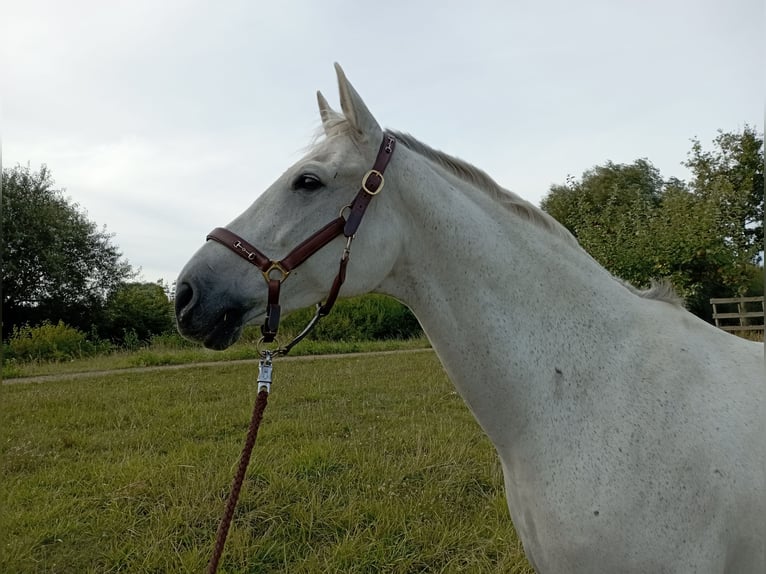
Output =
[
  {"x1": 1, "y1": 352, "x2": 531, "y2": 573},
  {"x1": 732, "y1": 329, "x2": 764, "y2": 342}
]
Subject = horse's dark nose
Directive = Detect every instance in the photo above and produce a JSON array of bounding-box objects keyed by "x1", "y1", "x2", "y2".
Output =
[
  {"x1": 174, "y1": 280, "x2": 197, "y2": 327},
  {"x1": 173, "y1": 275, "x2": 250, "y2": 349}
]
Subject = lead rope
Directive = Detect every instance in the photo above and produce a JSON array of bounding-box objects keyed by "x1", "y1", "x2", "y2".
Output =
[
  {"x1": 205, "y1": 234, "x2": 350, "y2": 573},
  {"x1": 206, "y1": 352, "x2": 273, "y2": 574},
  {"x1": 203, "y1": 133, "x2": 396, "y2": 572}
]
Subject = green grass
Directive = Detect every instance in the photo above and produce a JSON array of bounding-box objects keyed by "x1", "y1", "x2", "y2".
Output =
[
  {"x1": 2, "y1": 336, "x2": 432, "y2": 380},
  {"x1": 1, "y1": 352, "x2": 532, "y2": 573}
]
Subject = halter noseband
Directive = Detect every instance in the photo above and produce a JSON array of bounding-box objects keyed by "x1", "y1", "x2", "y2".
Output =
[{"x1": 206, "y1": 132, "x2": 397, "y2": 352}]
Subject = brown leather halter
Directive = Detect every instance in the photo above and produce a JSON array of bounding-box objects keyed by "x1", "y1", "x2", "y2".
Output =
[{"x1": 206, "y1": 132, "x2": 397, "y2": 352}]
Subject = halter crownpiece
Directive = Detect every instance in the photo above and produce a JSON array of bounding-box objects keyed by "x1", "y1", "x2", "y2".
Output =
[{"x1": 206, "y1": 132, "x2": 397, "y2": 351}]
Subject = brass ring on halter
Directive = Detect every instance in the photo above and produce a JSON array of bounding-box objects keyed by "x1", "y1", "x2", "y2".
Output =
[
  {"x1": 261, "y1": 261, "x2": 290, "y2": 284},
  {"x1": 361, "y1": 170, "x2": 384, "y2": 195},
  {"x1": 339, "y1": 204, "x2": 352, "y2": 219},
  {"x1": 256, "y1": 336, "x2": 283, "y2": 358}
]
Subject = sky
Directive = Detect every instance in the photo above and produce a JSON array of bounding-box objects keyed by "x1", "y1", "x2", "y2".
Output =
[{"x1": 2, "y1": 0, "x2": 763, "y2": 287}]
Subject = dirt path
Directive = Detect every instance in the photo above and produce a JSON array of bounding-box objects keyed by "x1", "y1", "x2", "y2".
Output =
[{"x1": 3, "y1": 348, "x2": 434, "y2": 385}]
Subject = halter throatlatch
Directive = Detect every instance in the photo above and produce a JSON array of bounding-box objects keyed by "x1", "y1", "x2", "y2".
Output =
[{"x1": 206, "y1": 132, "x2": 397, "y2": 354}]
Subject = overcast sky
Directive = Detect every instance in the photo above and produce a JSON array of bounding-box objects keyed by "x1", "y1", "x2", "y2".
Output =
[{"x1": 2, "y1": 0, "x2": 763, "y2": 286}]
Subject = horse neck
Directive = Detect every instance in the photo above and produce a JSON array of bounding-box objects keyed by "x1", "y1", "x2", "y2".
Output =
[{"x1": 378, "y1": 151, "x2": 639, "y2": 449}]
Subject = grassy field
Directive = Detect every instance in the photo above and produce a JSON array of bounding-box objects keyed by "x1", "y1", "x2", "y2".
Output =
[
  {"x1": 1, "y1": 352, "x2": 533, "y2": 573},
  {"x1": 2, "y1": 336, "x2": 432, "y2": 380}
]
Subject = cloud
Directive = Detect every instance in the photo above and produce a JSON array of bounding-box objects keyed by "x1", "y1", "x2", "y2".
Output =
[{"x1": 2, "y1": 0, "x2": 762, "y2": 285}]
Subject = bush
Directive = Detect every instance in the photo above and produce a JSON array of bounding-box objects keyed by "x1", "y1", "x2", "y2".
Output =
[
  {"x1": 5, "y1": 321, "x2": 111, "y2": 362},
  {"x1": 280, "y1": 294, "x2": 422, "y2": 341},
  {"x1": 122, "y1": 329, "x2": 142, "y2": 352},
  {"x1": 147, "y1": 331, "x2": 200, "y2": 350},
  {"x1": 103, "y1": 282, "x2": 174, "y2": 344}
]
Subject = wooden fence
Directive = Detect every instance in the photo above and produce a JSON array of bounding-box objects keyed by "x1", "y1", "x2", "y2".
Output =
[{"x1": 710, "y1": 296, "x2": 765, "y2": 333}]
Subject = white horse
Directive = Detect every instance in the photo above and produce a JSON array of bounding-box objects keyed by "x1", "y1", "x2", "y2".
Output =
[{"x1": 175, "y1": 64, "x2": 765, "y2": 573}]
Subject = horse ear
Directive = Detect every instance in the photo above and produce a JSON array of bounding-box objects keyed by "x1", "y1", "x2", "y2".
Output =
[
  {"x1": 334, "y1": 62, "x2": 382, "y2": 141},
  {"x1": 316, "y1": 90, "x2": 337, "y2": 135}
]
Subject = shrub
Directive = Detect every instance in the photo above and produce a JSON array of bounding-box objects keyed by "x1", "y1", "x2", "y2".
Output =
[
  {"x1": 147, "y1": 332, "x2": 199, "y2": 350},
  {"x1": 103, "y1": 282, "x2": 174, "y2": 344},
  {"x1": 280, "y1": 294, "x2": 422, "y2": 341},
  {"x1": 122, "y1": 329, "x2": 142, "y2": 351},
  {"x1": 5, "y1": 321, "x2": 109, "y2": 362}
]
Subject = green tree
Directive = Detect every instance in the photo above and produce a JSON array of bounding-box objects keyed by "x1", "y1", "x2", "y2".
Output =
[
  {"x1": 541, "y1": 159, "x2": 664, "y2": 284},
  {"x1": 540, "y1": 159, "x2": 736, "y2": 319},
  {"x1": 640, "y1": 182, "x2": 734, "y2": 316},
  {"x1": 103, "y1": 281, "x2": 174, "y2": 343},
  {"x1": 542, "y1": 159, "x2": 663, "y2": 235},
  {"x1": 2, "y1": 164, "x2": 135, "y2": 338},
  {"x1": 683, "y1": 125, "x2": 763, "y2": 295}
]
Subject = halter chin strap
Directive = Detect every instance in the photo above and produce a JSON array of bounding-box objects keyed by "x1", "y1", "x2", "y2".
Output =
[{"x1": 206, "y1": 132, "x2": 397, "y2": 349}]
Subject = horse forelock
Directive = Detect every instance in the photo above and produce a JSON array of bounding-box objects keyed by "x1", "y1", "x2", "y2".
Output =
[{"x1": 311, "y1": 111, "x2": 355, "y2": 147}]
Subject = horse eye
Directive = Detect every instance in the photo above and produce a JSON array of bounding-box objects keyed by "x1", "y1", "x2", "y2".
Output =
[{"x1": 294, "y1": 174, "x2": 324, "y2": 191}]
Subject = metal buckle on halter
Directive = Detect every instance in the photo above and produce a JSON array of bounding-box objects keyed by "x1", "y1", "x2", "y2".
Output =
[
  {"x1": 384, "y1": 134, "x2": 395, "y2": 153},
  {"x1": 261, "y1": 261, "x2": 290, "y2": 283},
  {"x1": 233, "y1": 240, "x2": 258, "y2": 261},
  {"x1": 361, "y1": 170, "x2": 385, "y2": 195}
]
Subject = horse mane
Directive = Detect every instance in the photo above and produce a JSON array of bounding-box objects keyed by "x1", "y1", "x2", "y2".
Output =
[
  {"x1": 389, "y1": 131, "x2": 580, "y2": 249},
  {"x1": 313, "y1": 117, "x2": 683, "y2": 307},
  {"x1": 622, "y1": 279, "x2": 685, "y2": 306},
  {"x1": 389, "y1": 132, "x2": 684, "y2": 307}
]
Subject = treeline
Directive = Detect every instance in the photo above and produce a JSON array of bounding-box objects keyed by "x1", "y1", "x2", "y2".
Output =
[
  {"x1": 2, "y1": 165, "x2": 139, "y2": 342},
  {"x1": 541, "y1": 126, "x2": 763, "y2": 318},
  {"x1": 1, "y1": 166, "x2": 191, "y2": 359}
]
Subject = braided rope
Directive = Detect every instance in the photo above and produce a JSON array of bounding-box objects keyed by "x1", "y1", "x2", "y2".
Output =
[{"x1": 206, "y1": 389, "x2": 270, "y2": 574}]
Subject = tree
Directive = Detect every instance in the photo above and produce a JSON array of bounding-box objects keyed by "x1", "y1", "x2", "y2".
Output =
[
  {"x1": 542, "y1": 159, "x2": 663, "y2": 234},
  {"x1": 541, "y1": 159, "x2": 665, "y2": 284},
  {"x1": 2, "y1": 164, "x2": 135, "y2": 338},
  {"x1": 684, "y1": 125, "x2": 763, "y2": 295},
  {"x1": 103, "y1": 281, "x2": 174, "y2": 343},
  {"x1": 640, "y1": 182, "x2": 734, "y2": 317},
  {"x1": 540, "y1": 158, "x2": 738, "y2": 319}
]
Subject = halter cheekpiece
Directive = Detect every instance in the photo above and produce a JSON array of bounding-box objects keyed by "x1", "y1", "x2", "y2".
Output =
[{"x1": 206, "y1": 132, "x2": 397, "y2": 354}]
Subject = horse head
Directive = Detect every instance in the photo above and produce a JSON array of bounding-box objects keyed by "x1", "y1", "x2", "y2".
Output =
[{"x1": 175, "y1": 64, "x2": 404, "y2": 349}]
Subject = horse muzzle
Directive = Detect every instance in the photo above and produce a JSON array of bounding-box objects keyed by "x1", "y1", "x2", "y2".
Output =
[{"x1": 174, "y1": 272, "x2": 256, "y2": 350}]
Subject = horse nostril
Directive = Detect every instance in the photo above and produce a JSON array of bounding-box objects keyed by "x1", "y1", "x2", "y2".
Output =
[{"x1": 175, "y1": 281, "x2": 196, "y2": 321}]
